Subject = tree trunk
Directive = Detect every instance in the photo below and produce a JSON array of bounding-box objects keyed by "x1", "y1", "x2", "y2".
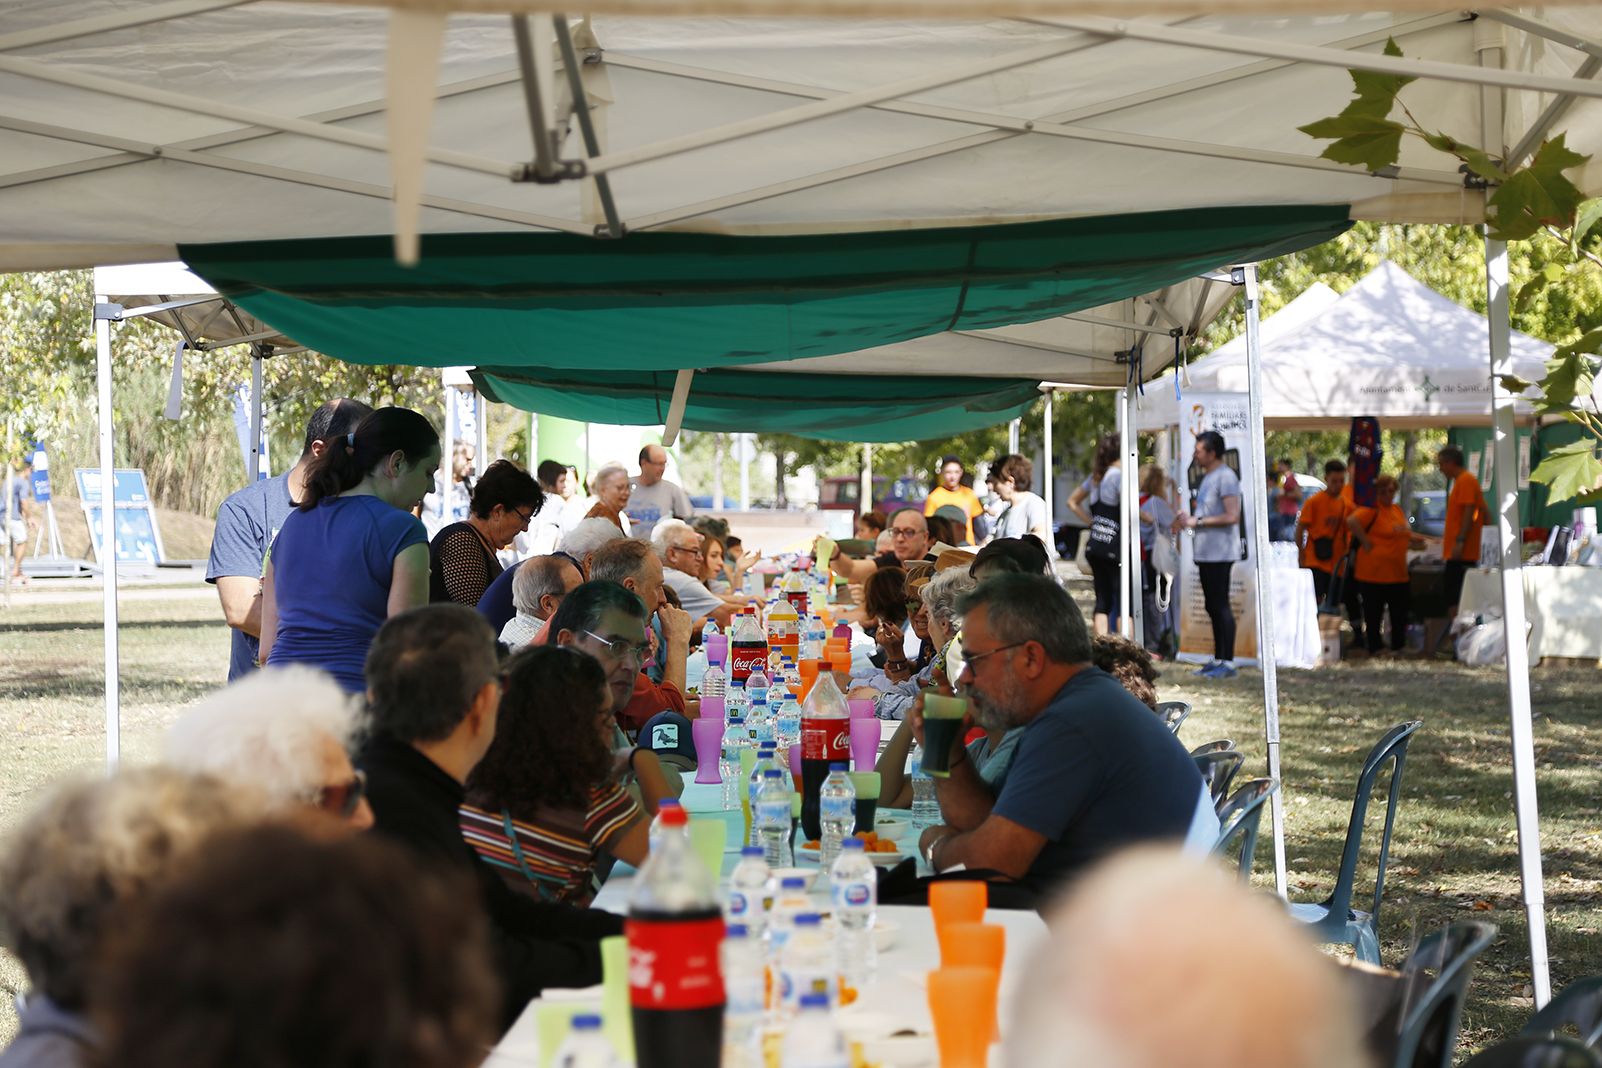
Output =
[
  {"x1": 713, "y1": 435, "x2": 725, "y2": 510},
  {"x1": 1399, "y1": 431, "x2": 1418, "y2": 513},
  {"x1": 774, "y1": 450, "x2": 788, "y2": 509}
]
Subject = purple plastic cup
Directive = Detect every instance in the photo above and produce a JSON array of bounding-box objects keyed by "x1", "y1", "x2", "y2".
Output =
[
  {"x1": 705, "y1": 634, "x2": 729, "y2": 666},
  {"x1": 788, "y1": 743, "x2": 804, "y2": 782},
  {"x1": 850, "y1": 717, "x2": 882, "y2": 772},
  {"x1": 692, "y1": 717, "x2": 724, "y2": 784},
  {"x1": 848, "y1": 698, "x2": 875, "y2": 720},
  {"x1": 700, "y1": 695, "x2": 725, "y2": 722}
]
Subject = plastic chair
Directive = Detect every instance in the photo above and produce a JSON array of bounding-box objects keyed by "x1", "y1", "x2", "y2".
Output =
[
  {"x1": 1389, "y1": 921, "x2": 1498, "y2": 1068},
  {"x1": 1189, "y1": 738, "x2": 1236, "y2": 757},
  {"x1": 1523, "y1": 977, "x2": 1602, "y2": 1049},
  {"x1": 1460, "y1": 1036, "x2": 1602, "y2": 1068},
  {"x1": 1193, "y1": 749, "x2": 1245, "y2": 809},
  {"x1": 1289, "y1": 719, "x2": 1422, "y2": 964},
  {"x1": 1211, "y1": 777, "x2": 1276, "y2": 878},
  {"x1": 1156, "y1": 700, "x2": 1190, "y2": 735}
]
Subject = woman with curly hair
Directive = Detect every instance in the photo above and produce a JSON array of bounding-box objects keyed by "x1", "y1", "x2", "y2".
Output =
[{"x1": 459, "y1": 645, "x2": 648, "y2": 907}]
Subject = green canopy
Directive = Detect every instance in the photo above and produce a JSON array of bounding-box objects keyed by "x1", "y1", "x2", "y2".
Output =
[
  {"x1": 179, "y1": 205, "x2": 1349, "y2": 372},
  {"x1": 471, "y1": 366, "x2": 1043, "y2": 442}
]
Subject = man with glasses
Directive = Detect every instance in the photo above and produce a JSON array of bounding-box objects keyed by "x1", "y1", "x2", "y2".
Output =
[
  {"x1": 913, "y1": 574, "x2": 1203, "y2": 898},
  {"x1": 652, "y1": 518, "x2": 737, "y2": 630},
  {"x1": 828, "y1": 506, "x2": 936, "y2": 585},
  {"x1": 357, "y1": 604, "x2": 622, "y2": 1030},
  {"x1": 625, "y1": 443, "x2": 693, "y2": 542},
  {"x1": 581, "y1": 539, "x2": 695, "y2": 732}
]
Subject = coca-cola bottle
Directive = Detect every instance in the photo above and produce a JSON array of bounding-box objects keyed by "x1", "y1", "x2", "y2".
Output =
[
  {"x1": 799, "y1": 672, "x2": 851, "y2": 842},
  {"x1": 729, "y1": 607, "x2": 767, "y2": 690},
  {"x1": 627, "y1": 804, "x2": 725, "y2": 1068}
]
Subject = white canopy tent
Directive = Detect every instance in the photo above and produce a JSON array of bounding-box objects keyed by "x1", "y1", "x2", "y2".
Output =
[
  {"x1": 1139, "y1": 260, "x2": 1569, "y2": 432},
  {"x1": 5, "y1": 0, "x2": 1600, "y2": 1006}
]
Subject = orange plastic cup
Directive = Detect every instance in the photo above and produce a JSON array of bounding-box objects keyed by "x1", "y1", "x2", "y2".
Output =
[
  {"x1": 939, "y1": 921, "x2": 1005, "y2": 971},
  {"x1": 828, "y1": 648, "x2": 853, "y2": 674},
  {"x1": 798, "y1": 659, "x2": 821, "y2": 700},
  {"x1": 927, "y1": 967, "x2": 999, "y2": 1068},
  {"x1": 929, "y1": 882, "x2": 988, "y2": 957}
]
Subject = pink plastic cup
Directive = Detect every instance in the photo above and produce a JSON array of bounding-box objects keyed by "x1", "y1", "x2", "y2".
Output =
[
  {"x1": 848, "y1": 698, "x2": 875, "y2": 720},
  {"x1": 850, "y1": 717, "x2": 881, "y2": 771},
  {"x1": 788, "y1": 743, "x2": 804, "y2": 782},
  {"x1": 692, "y1": 717, "x2": 725, "y2": 784}
]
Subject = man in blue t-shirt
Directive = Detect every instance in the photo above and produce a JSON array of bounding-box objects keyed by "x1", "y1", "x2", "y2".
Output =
[
  {"x1": 5, "y1": 457, "x2": 37, "y2": 582},
  {"x1": 206, "y1": 399, "x2": 372, "y2": 680},
  {"x1": 915, "y1": 573, "x2": 1203, "y2": 896}
]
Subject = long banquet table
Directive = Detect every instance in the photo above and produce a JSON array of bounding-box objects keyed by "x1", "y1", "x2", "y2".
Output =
[{"x1": 485, "y1": 775, "x2": 1050, "y2": 1066}]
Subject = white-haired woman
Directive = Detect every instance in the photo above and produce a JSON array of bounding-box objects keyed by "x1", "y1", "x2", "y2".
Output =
[
  {"x1": 0, "y1": 769, "x2": 259, "y2": 1068},
  {"x1": 164, "y1": 665, "x2": 373, "y2": 829},
  {"x1": 558, "y1": 463, "x2": 632, "y2": 538}
]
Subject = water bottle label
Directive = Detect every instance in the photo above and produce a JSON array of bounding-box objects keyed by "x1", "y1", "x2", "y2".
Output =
[
  {"x1": 837, "y1": 882, "x2": 872, "y2": 908},
  {"x1": 756, "y1": 800, "x2": 788, "y2": 824},
  {"x1": 626, "y1": 914, "x2": 726, "y2": 1010},
  {"x1": 820, "y1": 797, "x2": 854, "y2": 822},
  {"x1": 728, "y1": 891, "x2": 749, "y2": 917}
]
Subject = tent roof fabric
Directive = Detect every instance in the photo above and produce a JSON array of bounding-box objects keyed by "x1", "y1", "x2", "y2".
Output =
[
  {"x1": 177, "y1": 205, "x2": 1348, "y2": 372},
  {"x1": 1138, "y1": 260, "x2": 1567, "y2": 431},
  {"x1": 92, "y1": 261, "x2": 300, "y2": 352},
  {"x1": 4, "y1": 7, "x2": 1601, "y2": 270}
]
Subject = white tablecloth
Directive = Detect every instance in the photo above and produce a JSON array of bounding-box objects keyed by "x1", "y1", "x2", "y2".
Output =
[
  {"x1": 1460, "y1": 566, "x2": 1602, "y2": 662},
  {"x1": 1265, "y1": 564, "x2": 1322, "y2": 670}
]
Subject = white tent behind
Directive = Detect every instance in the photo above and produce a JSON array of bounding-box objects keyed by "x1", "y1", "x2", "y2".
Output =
[{"x1": 1139, "y1": 261, "x2": 1566, "y2": 431}]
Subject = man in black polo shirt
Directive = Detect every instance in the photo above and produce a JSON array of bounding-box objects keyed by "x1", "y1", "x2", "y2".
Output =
[
  {"x1": 358, "y1": 603, "x2": 622, "y2": 1031},
  {"x1": 829, "y1": 506, "x2": 937, "y2": 584},
  {"x1": 916, "y1": 574, "x2": 1204, "y2": 895}
]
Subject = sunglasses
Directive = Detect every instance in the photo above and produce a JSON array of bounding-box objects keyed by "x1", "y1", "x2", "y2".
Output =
[{"x1": 316, "y1": 770, "x2": 367, "y2": 820}]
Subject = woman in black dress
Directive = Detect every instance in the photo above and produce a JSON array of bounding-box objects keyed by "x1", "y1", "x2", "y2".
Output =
[{"x1": 429, "y1": 460, "x2": 543, "y2": 606}]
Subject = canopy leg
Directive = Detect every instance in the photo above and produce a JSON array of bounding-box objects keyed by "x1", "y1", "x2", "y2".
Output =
[
  {"x1": 1043, "y1": 388, "x2": 1055, "y2": 556},
  {"x1": 1486, "y1": 231, "x2": 1551, "y2": 1007},
  {"x1": 1008, "y1": 418, "x2": 1020, "y2": 455},
  {"x1": 860, "y1": 443, "x2": 872, "y2": 523},
  {"x1": 1124, "y1": 382, "x2": 1143, "y2": 643},
  {"x1": 93, "y1": 297, "x2": 121, "y2": 770},
  {"x1": 1240, "y1": 264, "x2": 1287, "y2": 898},
  {"x1": 248, "y1": 347, "x2": 263, "y2": 482}
]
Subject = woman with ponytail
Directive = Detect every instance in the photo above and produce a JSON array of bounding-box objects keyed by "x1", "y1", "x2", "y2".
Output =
[{"x1": 259, "y1": 407, "x2": 441, "y2": 692}]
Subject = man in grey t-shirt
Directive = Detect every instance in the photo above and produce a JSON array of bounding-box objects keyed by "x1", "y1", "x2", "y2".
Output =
[
  {"x1": 625, "y1": 444, "x2": 692, "y2": 543},
  {"x1": 1174, "y1": 431, "x2": 1243, "y2": 679}
]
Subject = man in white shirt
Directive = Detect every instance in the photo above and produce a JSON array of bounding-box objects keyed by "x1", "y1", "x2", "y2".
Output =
[
  {"x1": 652, "y1": 519, "x2": 737, "y2": 630},
  {"x1": 499, "y1": 555, "x2": 583, "y2": 648},
  {"x1": 626, "y1": 445, "x2": 693, "y2": 542}
]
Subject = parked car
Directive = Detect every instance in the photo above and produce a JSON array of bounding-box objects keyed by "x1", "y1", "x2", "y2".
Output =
[{"x1": 819, "y1": 475, "x2": 923, "y2": 522}]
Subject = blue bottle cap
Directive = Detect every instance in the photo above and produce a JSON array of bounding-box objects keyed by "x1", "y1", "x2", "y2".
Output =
[
  {"x1": 781, "y1": 876, "x2": 807, "y2": 889},
  {"x1": 829, "y1": 762, "x2": 847, "y2": 772},
  {"x1": 658, "y1": 798, "x2": 681, "y2": 809},
  {"x1": 572, "y1": 1013, "x2": 603, "y2": 1030},
  {"x1": 798, "y1": 993, "x2": 831, "y2": 1010},
  {"x1": 795, "y1": 912, "x2": 822, "y2": 926},
  {"x1": 843, "y1": 836, "x2": 864, "y2": 850},
  {"x1": 742, "y1": 845, "x2": 764, "y2": 857},
  {"x1": 726, "y1": 923, "x2": 749, "y2": 938},
  {"x1": 764, "y1": 769, "x2": 782, "y2": 778}
]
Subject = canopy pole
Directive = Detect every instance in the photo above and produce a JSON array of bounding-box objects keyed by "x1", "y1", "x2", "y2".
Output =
[
  {"x1": 860, "y1": 443, "x2": 872, "y2": 521},
  {"x1": 442, "y1": 378, "x2": 457, "y2": 525},
  {"x1": 1124, "y1": 383, "x2": 1143, "y2": 642},
  {"x1": 529, "y1": 412, "x2": 538, "y2": 466},
  {"x1": 661, "y1": 369, "x2": 694, "y2": 446},
  {"x1": 248, "y1": 346, "x2": 263, "y2": 482},
  {"x1": 1479, "y1": 31, "x2": 1551, "y2": 1007},
  {"x1": 93, "y1": 297, "x2": 121, "y2": 770},
  {"x1": 475, "y1": 389, "x2": 489, "y2": 465},
  {"x1": 3, "y1": 414, "x2": 13, "y2": 609},
  {"x1": 1239, "y1": 263, "x2": 1286, "y2": 898},
  {"x1": 1114, "y1": 386, "x2": 1131, "y2": 638},
  {"x1": 739, "y1": 433, "x2": 750, "y2": 511},
  {"x1": 1042, "y1": 388, "x2": 1054, "y2": 555},
  {"x1": 1008, "y1": 418, "x2": 1020, "y2": 455}
]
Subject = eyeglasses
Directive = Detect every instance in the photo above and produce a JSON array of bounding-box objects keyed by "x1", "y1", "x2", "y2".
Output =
[
  {"x1": 583, "y1": 630, "x2": 651, "y2": 665},
  {"x1": 669, "y1": 543, "x2": 706, "y2": 558},
  {"x1": 509, "y1": 506, "x2": 536, "y2": 528},
  {"x1": 889, "y1": 527, "x2": 923, "y2": 539},
  {"x1": 958, "y1": 642, "x2": 1026, "y2": 669},
  {"x1": 315, "y1": 770, "x2": 367, "y2": 819}
]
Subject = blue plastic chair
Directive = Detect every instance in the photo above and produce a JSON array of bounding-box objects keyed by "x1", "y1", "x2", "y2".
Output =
[
  {"x1": 1211, "y1": 777, "x2": 1276, "y2": 878},
  {"x1": 1523, "y1": 977, "x2": 1602, "y2": 1049},
  {"x1": 1290, "y1": 719, "x2": 1422, "y2": 964},
  {"x1": 1156, "y1": 700, "x2": 1191, "y2": 736},
  {"x1": 1461, "y1": 1036, "x2": 1602, "y2": 1068},
  {"x1": 1189, "y1": 738, "x2": 1236, "y2": 757},
  {"x1": 1390, "y1": 921, "x2": 1497, "y2": 1068},
  {"x1": 1193, "y1": 749, "x2": 1245, "y2": 809}
]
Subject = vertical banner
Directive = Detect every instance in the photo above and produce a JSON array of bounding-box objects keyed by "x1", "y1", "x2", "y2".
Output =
[
  {"x1": 1176, "y1": 393, "x2": 1260, "y2": 664},
  {"x1": 30, "y1": 444, "x2": 51, "y2": 503}
]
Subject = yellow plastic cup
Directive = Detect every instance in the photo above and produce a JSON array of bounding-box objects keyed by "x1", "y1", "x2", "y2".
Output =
[{"x1": 688, "y1": 814, "x2": 728, "y2": 879}]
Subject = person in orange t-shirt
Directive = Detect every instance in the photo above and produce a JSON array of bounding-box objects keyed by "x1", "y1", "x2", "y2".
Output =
[
  {"x1": 924, "y1": 456, "x2": 985, "y2": 544},
  {"x1": 1437, "y1": 445, "x2": 1486, "y2": 615},
  {"x1": 1347, "y1": 475, "x2": 1426, "y2": 655},
  {"x1": 1294, "y1": 459, "x2": 1351, "y2": 605}
]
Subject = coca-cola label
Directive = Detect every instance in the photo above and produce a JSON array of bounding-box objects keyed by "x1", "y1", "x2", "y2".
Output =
[
  {"x1": 800, "y1": 721, "x2": 850, "y2": 762},
  {"x1": 626, "y1": 915, "x2": 726, "y2": 1010},
  {"x1": 729, "y1": 644, "x2": 767, "y2": 684},
  {"x1": 785, "y1": 590, "x2": 809, "y2": 614}
]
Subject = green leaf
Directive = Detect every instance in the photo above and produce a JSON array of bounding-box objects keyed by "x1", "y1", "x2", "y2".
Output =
[
  {"x1": 1424, "y1": 131, "x2": 1507, "y2": 183},
  {"x1": 1570, "y1": 197, "x2": 1602, "y2": 254},
  {"x1": 1540, "y1": 349, "x2": 1597, "y2": 410},
  {"x1": 1529, "y1": 440, "x2": 1602, "y2": 503},
  {"x1": 1514, "y1": 273, "x2": 1550, "y2": 313},
  {"x1": 1497, "y1": 374, "x2": 1536, "y2": 393},
  {"x1": 1348, "y1": 38, "x2": 1416, "y2": 115},
  {"x1": 1487, "y1": 134, "x2": 1591, "y2": 242},
  {"x1": 1299, "y1": 113, "x2": 1406, "y2": 173},
  {"x1": 1556, "y1": 328, "x2": 1602, "y2": 361}
]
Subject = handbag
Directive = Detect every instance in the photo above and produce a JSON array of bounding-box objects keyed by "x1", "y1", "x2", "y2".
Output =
[
  {"x1": 1085, "y1": 483, "x2": 1121, "y2": 562},
  {"x1": 1313, "y1": 536, "x2": 1335, "y2": 562}
]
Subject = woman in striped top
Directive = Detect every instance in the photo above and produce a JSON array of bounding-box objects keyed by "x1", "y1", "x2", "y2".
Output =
[{"x1": 460, "y1": 645, "x2": 649, "y2": 907}]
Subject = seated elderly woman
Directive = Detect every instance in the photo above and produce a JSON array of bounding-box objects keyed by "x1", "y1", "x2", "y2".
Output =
[
  {"x1": 95, "y1": 824, "x2": 498, "y2": 1068},
  {"x1": 163, "y1": 664, "x2": 373, "y2": 829},
  {"x1": 460, "y1": 645, "x2": 650, "y2": 907},
  {"x1": 850, "y1": 564, "x2": 932, "y2": 683},
  {"x1": 0, "y1": 769, "x2": 259, "y2": 1068}
]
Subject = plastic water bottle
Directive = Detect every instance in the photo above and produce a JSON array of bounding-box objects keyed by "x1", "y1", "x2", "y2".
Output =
[
  {"x1": 781, "y1": 993, "x2": 848, "y2": 1068},
  {"x1": 747, "y1": 691, "x2": 774, "y2": 748},
  {"x1": 830, "y1": 837, "x2": 877, "y2": 990},
  {"x1": 774, "y1": 693, "x2": 802, "y2": 751},
  {"x1": 818, "y1": 764, "x2": 856, "y2": 873},
  {"x1": 701, "y1": 658, "x2": 726, "y2": 701},
  {"x1": 722, "y1": 924, "x2": 767, "y2": 1068},
  {"x1": 747, "y1": 666, "x2": 770, "y2": 711},
  {"x1": 909, "y1": 743, "x2": 940, "y2": 834},
  {"x1": 648, "y1": 798, "x2": 684, "y2": 854},
  {"x1": 756, "y1": 769, "x2": 793, "y2": 869},
  {"x1": 726, "y1": 678, "x2": 748, "y2": 718},
  {"x1": 721, "y1": 717, "x2": 749, "y2": 809},
  {"x1": 767, "y1": 875, "x2": 811, "y2": 970},
  {"x1": 554, "y1": 1013, "x2": 619, "y2": 1068},
  {"x1": 747, "y1": 744, "x2": 780, "y2": 845},
  {"x1": 778, "y1": 913, "x2": 835, "y2": 1017},
  {"x1": 726, "y1": 846, "x2": 770, "y2": 935}
]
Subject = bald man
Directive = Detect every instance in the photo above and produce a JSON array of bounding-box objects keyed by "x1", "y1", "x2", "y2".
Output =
[
  {"x1": 626, "y1": 444, "x2": 693, "y2": 542},
  {"x1": 829, "y1": 506, "x2": 935, "y2": 584}
]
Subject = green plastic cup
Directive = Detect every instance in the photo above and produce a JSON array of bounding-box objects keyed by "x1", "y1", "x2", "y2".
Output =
[
  {"x1": 687, "y1": 814, "x2": 728, "y2": 879},
  {"x1": 600, "y1": 935, "x2": 631, "y2": 1058},
  {"x1": 921, "y1": 691, "x2": 969, "y2": 778}
]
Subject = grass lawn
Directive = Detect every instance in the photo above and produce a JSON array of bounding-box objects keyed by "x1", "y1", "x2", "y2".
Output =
[{"x1": 1, "y1": 588, "x2": 1598, "y2": 1057}]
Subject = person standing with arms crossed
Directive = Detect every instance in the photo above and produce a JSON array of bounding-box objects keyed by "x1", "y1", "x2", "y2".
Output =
[
  {"x1": 1174, "y1": 431, "x2": 1242, "y2": 679},
  {"x1": 1435, "y1": 445, "x2": 1486, "y2": 650}
]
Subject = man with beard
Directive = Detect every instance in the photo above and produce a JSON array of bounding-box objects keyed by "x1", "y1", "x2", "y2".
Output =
[{"x1": 913, "y1": 574, "x2": 1202, "y2": 896}]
